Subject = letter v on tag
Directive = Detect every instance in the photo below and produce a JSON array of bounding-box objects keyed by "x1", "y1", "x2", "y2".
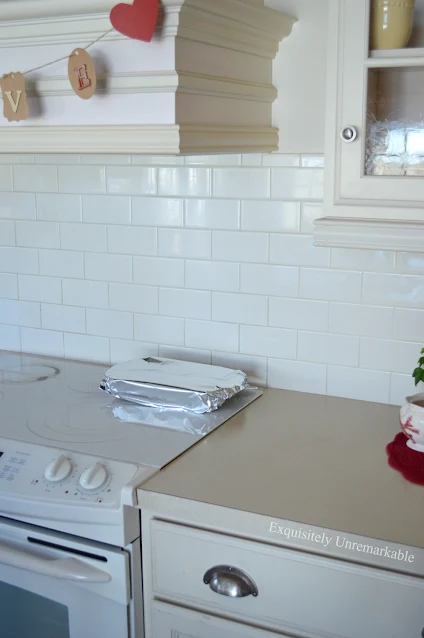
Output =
[{"x1": 0, "y1": 72, "x2": 29, "y2": 122}]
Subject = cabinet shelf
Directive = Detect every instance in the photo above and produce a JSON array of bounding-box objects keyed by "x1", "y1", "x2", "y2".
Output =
[{"x1": 367, "y1": 47, "x2": 424, "y2": 67}]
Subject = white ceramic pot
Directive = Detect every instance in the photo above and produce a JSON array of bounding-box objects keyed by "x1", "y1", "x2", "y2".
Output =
[
  {"x1": 400, "y1": 393, "x2": 424, "y2": 452},
  {"x1": 371, "y1": 0, "x2": 415, "y2": 50}
]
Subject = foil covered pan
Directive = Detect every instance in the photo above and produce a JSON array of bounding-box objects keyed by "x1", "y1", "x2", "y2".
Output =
[{"x1": 100, "y1": 357, "x2": 248, "y2": 414}]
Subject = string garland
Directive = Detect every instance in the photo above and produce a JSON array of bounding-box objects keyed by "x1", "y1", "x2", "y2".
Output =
[{"x1": 21, "y1": 27, "x2": 115, "y2": 76}]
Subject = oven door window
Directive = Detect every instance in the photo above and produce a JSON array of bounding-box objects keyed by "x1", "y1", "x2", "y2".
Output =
[{"x1": 0, "y1": 581, "x2": 70, "y2": 638}]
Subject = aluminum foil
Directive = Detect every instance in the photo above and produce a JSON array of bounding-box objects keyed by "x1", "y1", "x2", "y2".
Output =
[
  {"x1": 100, "y1": 357, "x2": 248, "y2": 414},
  {"x1": 366, "y1": 119, "x2": 424, "y2": 176}
]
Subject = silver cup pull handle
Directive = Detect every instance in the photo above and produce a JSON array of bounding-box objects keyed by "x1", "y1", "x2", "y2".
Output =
[{"x1": 203, "y1": 565, "x2": 258, "y2": 598}]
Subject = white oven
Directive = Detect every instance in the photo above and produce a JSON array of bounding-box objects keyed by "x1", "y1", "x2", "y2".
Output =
[{"x1": 0, "y1": 516, "x2": 143, "y2": 638}]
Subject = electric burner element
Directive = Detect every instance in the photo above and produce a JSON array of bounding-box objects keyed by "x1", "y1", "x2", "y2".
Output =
[{"x1": 0, "y1": 364, "x2": 60, "y2": 385}]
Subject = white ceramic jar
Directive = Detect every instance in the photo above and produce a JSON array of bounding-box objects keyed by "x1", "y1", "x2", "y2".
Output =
[
  {"x1": 400, "y1": 393, "x2": 424, "y2": 452},
  {"x1": 371, "y1": 0, "x2": 415, "y2": 50}
]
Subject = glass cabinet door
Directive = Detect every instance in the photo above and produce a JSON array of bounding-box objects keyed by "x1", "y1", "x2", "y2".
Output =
[{"x1": 337, "y1": 0, "x2": 424, "y2": 214}]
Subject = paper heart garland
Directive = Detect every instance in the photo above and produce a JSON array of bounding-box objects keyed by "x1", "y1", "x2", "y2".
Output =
[{"x1": 110, "y1": 0, "x2": 158, "y2": 42}]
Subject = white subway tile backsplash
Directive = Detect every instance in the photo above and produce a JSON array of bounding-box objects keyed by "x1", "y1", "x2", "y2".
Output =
[
  {"x1": 241, "y1": 201, "x2": 299, "y2": 233},
  {"x1": 106, "y1": 166, "x2": 156, "y2": 195},
  {"x1": 63, "y1": 279, "x2": 108, "y2": 309},
  {"x1": 158, "y1": 345, "x2": 211, "y2": 365},
  {"x1": 267, "y1": 358, "x2": 327, "y2": 394},
  {"x1": 269, "y1": 298, "x2": 329, "y2": 332},
  {"x1": 395, "y1": 252, "x2": 424, "y2": 275},
  {"x1": 213, "y1": 292, "x2": 267, "y2": 325},
  {"x1": 82, "y1": 195, "x2": 131, "y2": 225},
  {"x1": 133, "y1": 197, "x2": 182, "y2": 227},
  {"x1": 109, "y1": 283, "x2": 158, "y2": 314},
  {"x1": 134, "y1": 314, "x2": 184, "y2": 345},
  {"x1": 212, "y1": 351, "x2": 267, "y2": 386},
  {"x1": 39, "y1": 249, "x2": 84, "y2": 279},
  {"x1": 21, "y1": 327, "x2": 64, "y2": 357},
  {"x1": 58, "y1": 166, "x2": 106, "y2": 194},
  {"x1": 0, "y1": 166, "x2": 13, "y2": 191},
  {"x1": 85, "y1": 253, "x2": 132, "y2": 283},
  {"x1": 64, "y1": 333, "x2": 110, "y2": 364},
  {"x1": 158, "y1": 229, "x2": 211, "y2": 259},
  {"x1": 270, "y1": 234, "x2": 330, "y2": 267},
  {"x1": 331, "y1": 248, "x2": 395, "y2": 272},
  {"x1": 0, "y1": 324, "x2": 20, "y2": 350},
  {"x1": 390, "y1": 373, "x2": 417, "y2": 406},
  {"x1": 111, "y1": 338, "x2": 158, "y2": 362},
  {"x1": 1, "y1": 247, "x2": 38, "y2": 274},
  {"x1": 298, "y1": 331, "x2": 359, "y2": 367},
  {"x1": 329, "y1": 303, "x2": 393, "y2": 339},
  {"x1": 1, "y1": 152, "x2": 421, "y2": 406},
  {"x1": 271, "y1": 168, "x2": 324, "y2": 200},
  {"x1": 185, "y1": 199, "x2": 239, "y2": 230},
  {"x1": 0, "y1": 193, "x2": 36, "y2": 220},
  {"x1": 359, "y1": 338, "x2": 420, "y2": 374},
  {"x1": 394, "y1": 308, "x2": 424, "y2": 342},
  {"x1": 14, "y1": 165, "x2": 58, "y2": 193},
  {"x1": 186, "y1": 261, "x2": 239, "y2": 292},
  {"x1": 86, "y1": 308, "x2": 133, "y2": 339},
  {"x1": 362, "y1": 273, "x2": 424, "y2": 308},
  {"x1": 42, "y1": 304, "x2": 85, "y2": 333},
  {"x1": 16, "y1": 221, "x2": 60, "y2": 249},
  {"x1": 107, "y1": 225, "x2": 157, "y2": 256},
  {"x1": 133, "y1": 257, "x2": 183, "y2": 287},
  {"x1": 158, "y1": 167, "x2": 210, "y2": 197},
  {"x1": 159, "y1": 288, "x2": 211, "y2": 320},
  {"x1": 327, "y1": 366, "x2": 390, "y2": 404},
  {"x1": 185, "y1": 319, "x2": 238, "y2": 352},
  {"x1": 0, "y1": 220, "x2": 15, "y2": 246},
  {"x1": 0, "y1": 299, "x2": 40, "y2": 328},
  {"x1": 61, "y1": 222, "x2": 107, "y2": 253},
  {"x1": 0, "y1": 274, "x2": 18, "y2": 299},
  {"x1": 19, "y1": 275, "x2": 62, "y2": 304},
  {"x1": 240, "y1": 264, "x2": 298, "y2": 297},
  {"x1": 213, "y1": 168, "x2": 270, "y2": 199},
  {"x1": 36, "y1": 194, "x2": 82, "y2": 222},
  {"x1": 300, "y1": 203, "x2": 323, "y2": 234},
  {"x1": 212, "y1": 231, "x2": 269, "y2": 263},
  {"x1": 300, "y1": 268, "x2": 362, "y2": 302},
  {"x1": 262, "y1": 154, "x2": 300, "y2": 167},
  {"x1": 240, "y1": 325, "x2": 297, "y2": 359}
]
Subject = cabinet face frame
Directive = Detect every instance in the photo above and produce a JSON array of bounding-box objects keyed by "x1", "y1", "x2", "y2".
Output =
[{"x1": 316, "y1": 0, "x2": 424, "y2": 250}]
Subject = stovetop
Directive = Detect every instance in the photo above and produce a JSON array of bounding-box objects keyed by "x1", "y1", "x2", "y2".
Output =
[{"x1": 0, "y1": 351, "x2": 262, "y2": 469}]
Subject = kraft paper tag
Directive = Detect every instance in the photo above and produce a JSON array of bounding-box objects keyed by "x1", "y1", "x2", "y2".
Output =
[
  {"x1": 68, "y1": 48, "x2": 97, "y2": 100},
  {"x1": 0, "y1": 72, "x2": 29, "y2": 122}
]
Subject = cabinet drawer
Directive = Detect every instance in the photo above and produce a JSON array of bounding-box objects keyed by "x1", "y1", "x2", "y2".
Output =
[
  {"x1": 151, "y1": 601, "x2": 284, "y2": 638},
  {"x1": 150, "y1": 520, "x2": 424, "y2": 638}
]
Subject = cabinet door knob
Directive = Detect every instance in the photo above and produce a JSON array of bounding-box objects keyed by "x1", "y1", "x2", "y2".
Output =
[
  {"x1": 340, "y1": 126, "x2": 358, "y2": 143},
  {"x1": 203, "y1": 565, "x2": 258, "y2": 598}
]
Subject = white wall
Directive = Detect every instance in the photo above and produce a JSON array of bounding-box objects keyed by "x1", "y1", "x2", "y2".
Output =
[{"x1": 269, "y1": 0, "x2": 328, "y2": 153}]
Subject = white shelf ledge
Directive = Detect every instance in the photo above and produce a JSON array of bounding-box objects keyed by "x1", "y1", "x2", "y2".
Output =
[
  {"x1": 313, "y1": 217, "x2": 424, "y2": 252},
  {"x1": 367, "y1": 48, "x2": 424, "y2": 68}
]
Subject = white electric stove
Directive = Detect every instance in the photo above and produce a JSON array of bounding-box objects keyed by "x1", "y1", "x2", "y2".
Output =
[{"x1": 0, "y1": 350, "x2": 261, "y2": 638}]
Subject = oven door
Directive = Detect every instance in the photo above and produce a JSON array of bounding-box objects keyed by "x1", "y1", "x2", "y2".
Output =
[{"x1": 0, "y1": 516, "x2": 138, "y2": 638}]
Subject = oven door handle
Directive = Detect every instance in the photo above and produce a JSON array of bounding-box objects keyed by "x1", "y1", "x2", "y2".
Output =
[{"x1": 0, "y1": 542, "x2": 111, "y2": 583}]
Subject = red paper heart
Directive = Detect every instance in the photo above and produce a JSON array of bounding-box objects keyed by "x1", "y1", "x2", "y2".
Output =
[{"x1": 110, "y1": 0, "x2": 158, "y2": 42}]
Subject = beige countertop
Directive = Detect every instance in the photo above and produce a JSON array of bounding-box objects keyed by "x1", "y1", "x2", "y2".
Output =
[{"x1": 140, "y1": 389, "x2": 424, "y2": 550}]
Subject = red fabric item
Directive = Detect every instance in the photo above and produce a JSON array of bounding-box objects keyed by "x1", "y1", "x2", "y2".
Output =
[
  {"x1": 110, "y1": 0, "x2": 158, "y2": 42},
  {"x1": 387, "y1": 432, "x2": 424, "y2": 485}
]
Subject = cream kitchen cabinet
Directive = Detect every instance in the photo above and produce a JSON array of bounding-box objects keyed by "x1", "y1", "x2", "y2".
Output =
[
  {"x1": 315, "y1": 0, "x2": 424, "y2": 251},
  {"x1": 0, "y1": 0, "x2": 295, "y2": 155},
  {"x1": 151, "y1": 601, "x2": 284, "y2": 638},
  {"x1": 140, "y1": 510, "x2": 424, "y2": 638}
]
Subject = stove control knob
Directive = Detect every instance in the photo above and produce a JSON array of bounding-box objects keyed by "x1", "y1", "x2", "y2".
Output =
[
  {"x1": 79, "y1": 463, "x2": 108, "y2": 491},
  {"x1": 44, "y1": 455, "x2": 72, "y2": 483}
]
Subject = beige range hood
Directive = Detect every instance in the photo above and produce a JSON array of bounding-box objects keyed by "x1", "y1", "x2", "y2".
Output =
[{"x1": 0, "y1": 0, "x2": 296, "y2": 154}]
